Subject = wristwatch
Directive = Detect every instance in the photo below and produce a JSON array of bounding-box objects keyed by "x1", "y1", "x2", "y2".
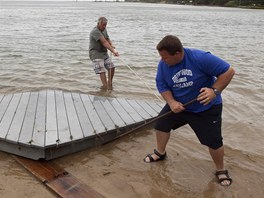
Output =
[{"x1": 212, "y1": 87, "x2": 221, "y2": 96}]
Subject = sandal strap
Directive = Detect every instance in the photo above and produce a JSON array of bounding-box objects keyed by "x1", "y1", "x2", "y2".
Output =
[
  {"x1": 215, "y1": 170, "x2": 229, "y2": 176},
  {"x1": 215, "y1": 169, "x2": 233, "y2": 186},
  {"x1": 218, "y1": 177, "x2": 232, "y2": 184},
  {"x1": 154, "y1": 149, "x2": 166, "y2": 158},
  {"x1": 143, "y1": 149, "x2": 167, "y2": 163},
  {"x1": 146, "y1": 154, "x2": 155, "y2": 162}
]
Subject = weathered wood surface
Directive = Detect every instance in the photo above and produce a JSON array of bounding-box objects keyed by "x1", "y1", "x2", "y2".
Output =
[
  {"x1": 14, "y1": 156, "x2": 105, "y2": 198},
  {"x1": 0, "y1": 90, "x2": 163, "y2": 160}
]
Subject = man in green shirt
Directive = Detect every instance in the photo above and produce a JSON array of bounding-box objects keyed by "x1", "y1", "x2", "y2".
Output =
[{"x1": 89, "y1": 17, "x2": 119, "y2": 90}]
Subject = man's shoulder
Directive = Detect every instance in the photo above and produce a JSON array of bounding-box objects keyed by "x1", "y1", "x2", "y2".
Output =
[
  {"x1": 184, "y1": 48, "x2": 211, "y2": 60},
  {"x1": 90, "y1": 27, "x2": 99, "y2": 34},
  {"x1": 185, "y1": 48, "x2": 207, "y2": 55},
  {"x1": 90, "y1": 27, "x2": 103, "y2": 41}
]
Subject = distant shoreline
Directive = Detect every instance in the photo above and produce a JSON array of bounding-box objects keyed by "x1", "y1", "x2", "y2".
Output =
[{"x1": 125, "y1": 0, "x2": 264, "y2": 9}]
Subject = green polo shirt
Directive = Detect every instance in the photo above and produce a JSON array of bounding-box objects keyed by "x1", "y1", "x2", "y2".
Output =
[{"x1": 89, "y1": 27, "x2": 110, "y2": 60}]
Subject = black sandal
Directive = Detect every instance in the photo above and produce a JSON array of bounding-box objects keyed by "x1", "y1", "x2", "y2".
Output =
[
  {"x1": 215, "y1": 170, "x2": 233, "y2": 186},
  {"x1": 143, "y1": 149, "x2": 167, "y2": 163}
]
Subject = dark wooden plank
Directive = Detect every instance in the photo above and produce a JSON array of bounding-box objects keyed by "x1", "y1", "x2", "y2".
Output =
[
  {"x1": 14, "y1": 156, "x2": 105, "y2": 198},
  {"x1": 64, "y1": 92, "x2": 84, "y2": 140},
  {"x1": 116, "y1": 98, "x2": 143, "y2": 123},
  {"x1": 0, "y1": 93, "x2": 22, "y2": 139},
  {"x1": 6, "y1": 92, "x2": 30, "y2": 142},
  {"x1": 89, "y1": 95, "x2": 115, "y2": 132},
  {"x1": 55, "y1": 90, "x2": 71, "y2": 144},
  {"x1": 71, "y1": 93, "x2": 94, "y2": 137},
  {"x1": 80, "y1": 94, "x2": 105, "y2": 134},
  {"x1": 107, "y1": 97, "x2": 135, "y2": 125},
  {"x1": 18, "y1": 92, "x2": 38, "y2": 145},
  {"x1": 31, "y1": 90, "x2": 46, "y2": 147},
  {"x1": 46, "y1": 90, "x2": 58, "y2": 147}
]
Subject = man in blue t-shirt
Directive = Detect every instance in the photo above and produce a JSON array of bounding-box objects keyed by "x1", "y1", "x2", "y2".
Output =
[
  {"x1": 144, "y1": 35, "x2": 235, "y2": 186},
  {"x1": 89, "y1": 17, "x2": 119, "y2": 90}
]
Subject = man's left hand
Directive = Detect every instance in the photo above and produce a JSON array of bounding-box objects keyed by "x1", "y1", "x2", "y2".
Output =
[{"x1": 197, "y1": 87, "x2": 216, "y2": 105}]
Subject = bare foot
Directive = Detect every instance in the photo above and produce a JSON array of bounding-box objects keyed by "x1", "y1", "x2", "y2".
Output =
[
  {"x1": 100, "y1": 85, "x2": 108, "y2": 90},
  {"x1": 107, "y1": 85, "x2": 113, "y2": 90}
]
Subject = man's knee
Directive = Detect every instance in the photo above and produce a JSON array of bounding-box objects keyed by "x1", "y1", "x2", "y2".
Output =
[{"x1": 206, "y1": 141, "x2": 223, "y2": 150}]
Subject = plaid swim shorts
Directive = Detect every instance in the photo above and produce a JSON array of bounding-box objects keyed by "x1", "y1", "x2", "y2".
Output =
[{"x1": 92, "y1": 58, "x2": 115, "y2": 74}]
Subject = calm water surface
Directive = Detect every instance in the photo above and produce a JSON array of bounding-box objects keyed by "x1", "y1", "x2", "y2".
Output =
[
  {"x1": 0, "y1": 1, "x2": 264, "y2": 197},
  {"x1": 0, "y1": 2, "x2": 263, "y2": 96}
]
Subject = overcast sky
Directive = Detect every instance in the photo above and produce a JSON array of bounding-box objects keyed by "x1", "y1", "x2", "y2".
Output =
[
  {"x1": 0, "y1": 0, "x2": 93, "y2": 1},
  {"x1": 0, "y1": 0, "x2": 125, "y2": 2}
]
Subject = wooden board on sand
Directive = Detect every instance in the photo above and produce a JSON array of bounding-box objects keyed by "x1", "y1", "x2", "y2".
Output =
[{"x1": 14, "y1": 156, "x2": 105, "y2": 198}]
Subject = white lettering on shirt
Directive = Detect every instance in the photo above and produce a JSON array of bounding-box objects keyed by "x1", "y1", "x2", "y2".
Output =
[{"x1": 172, "y1": 69, "x2": 193, "y2": 88}]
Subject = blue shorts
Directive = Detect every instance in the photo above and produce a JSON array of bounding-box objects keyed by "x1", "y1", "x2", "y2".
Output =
[
  {"x1": 155, "y1": 104, "x2": 223, "y2": 149},
  {"x1": 92, "y1": 58, "x2": 115, "y2": 74}
]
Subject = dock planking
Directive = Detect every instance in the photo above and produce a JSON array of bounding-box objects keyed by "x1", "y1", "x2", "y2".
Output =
[{"x1": 0, "y1": 89, "x2": 163, "y2": 160}]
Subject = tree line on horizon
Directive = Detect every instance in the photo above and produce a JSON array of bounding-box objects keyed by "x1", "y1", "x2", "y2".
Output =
[{"x1": 125, "y1": 0, "x2": 264, "y2": 7}]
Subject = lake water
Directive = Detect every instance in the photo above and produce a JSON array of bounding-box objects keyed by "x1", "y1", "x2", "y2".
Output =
[{"x1": 0, "y1": 1, "x2": 264, "y2": 197}]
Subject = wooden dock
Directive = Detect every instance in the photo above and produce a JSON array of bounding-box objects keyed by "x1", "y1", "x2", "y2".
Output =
[{"x1": 0, "y1": 90, "x2": 163, "y2": 160}]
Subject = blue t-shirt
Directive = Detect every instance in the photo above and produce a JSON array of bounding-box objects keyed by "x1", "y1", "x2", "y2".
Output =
[{"x1": 156, "y1": 48, "x2": 230, "y2": 113}]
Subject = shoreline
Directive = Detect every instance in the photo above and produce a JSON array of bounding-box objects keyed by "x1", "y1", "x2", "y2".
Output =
[{"x1": 127, "y1": 1, "x2": 264, "y2": 9}]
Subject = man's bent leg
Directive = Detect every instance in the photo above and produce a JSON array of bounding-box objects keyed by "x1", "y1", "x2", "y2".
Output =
[
  {"x1": 144, "y1": 130, "x2": 170, "y2": 162},
  {"x1": 209, "y1": 146, "x2": 224, "y2": 170},
  {"x1": 156, "y1": 130, "x2": 170, "y2": 154}
]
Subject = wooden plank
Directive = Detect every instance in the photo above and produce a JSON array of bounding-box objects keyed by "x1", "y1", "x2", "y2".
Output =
[
  {"x1": 89, "y1": 95, "x2": 115, "y2": 132},
  {"x1": 0, "y1": 94, "x2": 13, "y2": 123},
  {"x1": 116, "y1": 98, "x2": 143, "y2": 122},
  {"x1": 0, "y1": 95, "x2": 4, "y2": 103},
  {"x1": 135, "y1": 100, "x2": 159, "y2": 117},
  {"x1": 64, "y1": 92, "x2": 84, "y2": 140},
  {"x1": 71, "y1": 93, "x2": 94, "y2": 137},
  {"x1": 146, "y1": 101, "x2": 163, "y2": 113},
  {"x1": 80, "y1": 94, "x2": 105, "y2": 134},
  {"x1": 14, "y1": 156, "x2": 105, "y2": 198},
  {"x1": 0, "y1": 93, "x2": 22, "y2": 139},
  {"x1": 55, "y1": 90, "x2": 71, "y2": 144},
  {"x1": 156, "y1": 102, "x2": 164, "y2": 109},
  {"x1": 126, "y1": 99, "x2": 151, "y2": 120},
  {"x1": 107, "y1": 97, "x2": 135, "y2": 125},
  {"x1": 19, "y1": 92, "x2": 39, "y2": 145},
  {"x1": 6, "y1": 92, "x2": 30, "y2": 142},
  {"x1": 98, "y1": 96, "x2": 126, "y2": 128},
  {"x1": 31, "y1": 90, "x2": 46, "y2": 147},
  {"x1": 46, "y1": 90, "x2": 58, "y2": 147}
]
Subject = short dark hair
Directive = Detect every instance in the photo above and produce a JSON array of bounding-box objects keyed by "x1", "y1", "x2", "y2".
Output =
[{"x1": 156, "y1": 35, "x2": 183, "y2": 55}]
